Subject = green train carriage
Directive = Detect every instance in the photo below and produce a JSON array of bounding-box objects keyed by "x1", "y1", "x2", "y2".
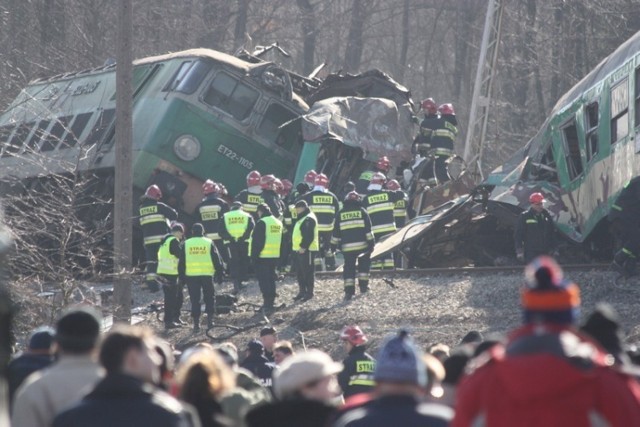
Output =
[{"x1": 0, "y1": 48, "x2": 309, "y2": 217}]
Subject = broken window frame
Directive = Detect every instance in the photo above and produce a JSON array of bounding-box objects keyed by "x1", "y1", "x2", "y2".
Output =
[
  {"x1": 162, "y1": 60, "x2": 211, "y2": 95},
  {"x1": 202, "y1": 71, "x2": 260, "y2": 122},
  {"x1": 560, "y1": 118, "x2": 584, "y2": 182},
  {"x1": 585, "y1": 102, "x2": 599, "y2": 163},
  {"x1": 530, "y1": 137, "x2": 559, "y2": 183},
  {"x1": 256, "y1": 101, "x2": 299, "y2": 151},
  {"x1": 610, "y1": 77, "x2": 629, "y2": 144}
]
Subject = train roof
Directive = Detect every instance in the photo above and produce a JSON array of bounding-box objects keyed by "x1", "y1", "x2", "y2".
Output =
[
  {"x1": 133, "y1": 48, "x2": 261, "y2": 72},
  {"x1": 553, "y1": 29, "x2": 640, "y2": 114}
]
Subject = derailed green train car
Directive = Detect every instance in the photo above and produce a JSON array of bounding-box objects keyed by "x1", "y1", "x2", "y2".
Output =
[
  {"x1": 0, "y1": 49, "x2": 308, "y2": 215},
  {"x1": 373, "y1": 30, "x2": 640, "y2": 266}
]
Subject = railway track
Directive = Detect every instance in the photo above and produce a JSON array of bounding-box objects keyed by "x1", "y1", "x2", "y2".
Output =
[{"x1": 315, "y1": 263, "x2": 612, "y2": 278}]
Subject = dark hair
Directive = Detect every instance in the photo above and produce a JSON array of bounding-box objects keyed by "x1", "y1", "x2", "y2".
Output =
[
  {"x1": 55, "y1": 307, "x2": 101, "y2": 354},
  {"x1": 99, "y1": 325, "x2": 151, "y2": 374},
  {"x1": 191, "y1": 223, "x2": 205, "y2": 236}
]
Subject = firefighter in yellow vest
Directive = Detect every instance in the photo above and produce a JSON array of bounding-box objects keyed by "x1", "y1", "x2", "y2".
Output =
[
  {"x1": 292, "y1": 200, "x2": 319, "y2": 301},
  {"x1": 179, "y1": 223, "x2": 223, "y2": 333},
  {"x1": 220, "y1": 202, "x2": 255, "y2": 294},
  {"x1": 157, "y1": 222, "x2": 185, "y2": 330},
  {"x1": 250, "y1": 203, "x2": 283, "y2": 314}
]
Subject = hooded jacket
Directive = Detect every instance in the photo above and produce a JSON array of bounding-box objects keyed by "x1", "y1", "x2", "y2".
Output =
[{"x1": 452, "y1": 324, "x2": 640, "y2": 427}]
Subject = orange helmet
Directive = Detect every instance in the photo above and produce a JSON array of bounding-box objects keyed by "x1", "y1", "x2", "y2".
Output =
[
  {"x1": 340, "y1": 325, "x2": 368, "y2": 346},
  {"x1": 202, "y1": 179, "x2": 218, "y2": 195},
  {"x1": 314, "y1": 173, "x2": 329, "y2": 188},
  {"x1": 260, "y1": 174, "x2": 277, "y2": 190},
  {"x1": 304, "y1": 170, "x2": 317, "y2": 185},
  {"x1": 370, "y1": 172, "x2": 387, "y2": 186},
  {"x1": 376, "y1": 156, "x2": 391, "y2": 173},
  {"x1": 529, "y1": 192, "x2": 545, "y2": 204},
  {"x1": 145, "y1": 184, "x2": 162, "y2": 200},
  {"x1": 385, "y1": 179, "x2": 401, "y2": 191},
  {"x1": 421, "y1": 98, "x2": 437, "y2": 115},
  {"x1": 438, "y1": 103, "x2": 455, "y2": 115},
  {"x1": 344, "y1": 191, "x2": 361, "y2": 202},
  {"x1": 247, "y1": 170, "x2": 261, "y2": 187}
]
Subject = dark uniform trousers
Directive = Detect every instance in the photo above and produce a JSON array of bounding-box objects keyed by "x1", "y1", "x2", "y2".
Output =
[
  {"x1": 159, "y1": 274, "x2": 181, "y2": 325},
  {"x1": 316, "y1": 231, "x2": 336, "y2": 271},
  {"x1": 255, "y1": 258, "x2": 278, "y2": 308},
  {"x1": 144, "y1": 243, "x2": 161, "y2": 291},
  {"x1": 227, "y1": 241, "x2": 249, "y2": 287},
  {"x1": 343, "y1": 251, "x2": 371, "y2": 292},
  {"x1": 186, "y1": 276, "x2": 215, "y2": 324},
  {"x1": 295, "y1": 251, "x2": 316, "y2": 297},
  {"x1": 213, "y1": 239, "x2": 230, "y2": 272}
]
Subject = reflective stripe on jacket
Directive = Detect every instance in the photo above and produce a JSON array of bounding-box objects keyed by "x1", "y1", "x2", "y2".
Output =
[{"x1": 184, "y1": 237, "x2": 215, "y2": 276}]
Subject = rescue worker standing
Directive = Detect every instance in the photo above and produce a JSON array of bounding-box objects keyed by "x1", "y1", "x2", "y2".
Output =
[
  {"x1": 609, "y1": 176, "x2": 640, "y2": 277},
  {"x1": 363, "y1": 172, "x2": 400, "y2": 269},
  {"x1": 157, "y1": 223, "x2": 185, "y2": 330},
  {"x1": 337, "y1": 325, "x2": 376, "y2": 399},
  {"x1": 139, "y1": 184, "x2": 178, "y2": 292},
  {"x1": 412, "y1": 98, "x2": 439, "y2": 156},
  {"x1": 429, "y1": 103, "x2": 458, "y2": 185},
  {"x1": 250, "y1": 203, "x2": 283, "y2": 314},
  {"x1": 385, "y1": 179, "x2": 409, "y2": 229},
  {"x1": 301, "y1": 173, "x2": 340, "y2": 271},
  {"x1": 292, "y1": 200, "x2": 319, "y2": 301},
  {"x1": 196, "y1": 179, "x2": 230, "y2": 269},
  {"x1": 235, "y1": 170, "x2": 264, "y2": 220},
  {"x1": 331, "y1": 191, "x2": 375, "y2": 300},
  {"x1": 356, "y1": 156, "x2": 391, "y2": 195},
  {"x1": 179, "y1": 223, "x2": 223, "y2": 332},
  {"x1": 220, "y1": 201, "x2": 254, "y2": 294},
  {"x1": 514, "y1": 192, "x2": 556, "y2": 263},
  {"x1": 258, "y1": 175, "x2": 283, "y2": 219}
]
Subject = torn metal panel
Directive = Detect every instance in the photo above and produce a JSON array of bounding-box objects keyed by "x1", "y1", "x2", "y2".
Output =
[{"x1": 300, "y1": 96, "x2": 415, "y2": 166}]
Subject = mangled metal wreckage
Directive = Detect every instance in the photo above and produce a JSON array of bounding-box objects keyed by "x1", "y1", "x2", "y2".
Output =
[{"x1": 372, "y1": 29, "x2": 640, "y2": 267}]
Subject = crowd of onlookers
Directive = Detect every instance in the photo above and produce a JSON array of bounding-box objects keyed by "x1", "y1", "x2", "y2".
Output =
[{"x1": 7, "y1": 256, "x2": 640, "y2": 426}]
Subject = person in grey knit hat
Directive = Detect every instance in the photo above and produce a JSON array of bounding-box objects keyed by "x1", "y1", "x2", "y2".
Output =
[{"x1": 332, "y1": 329, "x2": 453, "y2": 427}]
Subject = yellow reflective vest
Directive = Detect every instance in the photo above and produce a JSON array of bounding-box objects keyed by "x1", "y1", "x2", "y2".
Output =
[
  {"x1": 257, "y1": 215, "x2": 283, "y2": 258},
  {"x1": 157, "y1": 236, "x2": 179, "y2": 276},
  {"x1": 223, "y1": 209, "x2": 252, "y2": 240},
  {"x1": 292, "y1": 211, "x2": 319, "y2": 251},
  {"x1": 184, "y1": 237, "x2": 215, "y2": 276}
]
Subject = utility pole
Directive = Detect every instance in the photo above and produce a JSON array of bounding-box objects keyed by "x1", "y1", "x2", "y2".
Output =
[
  {"x1": 113, "y1": 0, "x2": 133, "y2": 323},
  {"x1": 463, "y1": 0, "x2": 504, "y2": 183}
]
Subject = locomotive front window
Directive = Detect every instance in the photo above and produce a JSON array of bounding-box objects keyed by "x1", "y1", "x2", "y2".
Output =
[
  {"x1": 203, "y1": 72, "x2": 259, "y2": 121},
  {"x1": 3, "y1": 122, "x2": 33, "y2": 157},
  {"x1": 163, "y1": 60, "x2": 212, "y2": 95},
  {"x1": 60, "y1": 112, "x2": 92, "y2": 149},
  {"x1": 40, "y1": 116, "x2": 71, "y2": 152}
]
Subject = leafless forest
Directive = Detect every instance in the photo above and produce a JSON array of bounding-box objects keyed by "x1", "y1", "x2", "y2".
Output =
[{"x1": 1, "y1": 0, "x2": 640, "y2": 166}]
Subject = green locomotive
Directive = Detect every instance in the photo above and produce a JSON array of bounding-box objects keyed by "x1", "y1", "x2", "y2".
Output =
[{"x1": 0, "y1": 48, "x2": 309, "y2": 215}]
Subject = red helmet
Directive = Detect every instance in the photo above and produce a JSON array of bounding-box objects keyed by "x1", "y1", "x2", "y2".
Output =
[
  {"x1": 281, "y1": 179, "x2": 293, "y2": 194},
  {"x1": 421, "y1": 98, "x2": 437, "y2": 115},
  {"x1": 376, "y1": 156, "x2": 391, "y2": 173},
  {"x1": 145, "y1": 184, "x2": 162, "y2": 200},
  {"x1": 202, "y1": 179, "x2": 218, "y2": 195},
  {"x1": 340, "y1": 325, "x2": 368, "y2": 346},
  {"x1": 385, "y1": 179, "x2": 401, "y2": 191},
  {"x1": 529, "y1": 192, "x2": 545, "y2": 204},
  {"x1": 247, "y1": 170, "x2": 261, "y2": 187},
  {"x1": 314, "y1": 173, "x2": 329, "y2": 188},
  {"x1": 304, "y1": 170, "x2": 317, "y2": 185},
  {"x1": 370, "y1": 172, "x2": 386, "y2": 186},
  {"x1": 260, "y1": 174, "x2": 277, "y2": 190},
  {"x1": 438, "y1": 103, "x2": 455, "y2": 115},
  {"x1": 344, "y1": 191, "x2": 361, "y2": 202}
]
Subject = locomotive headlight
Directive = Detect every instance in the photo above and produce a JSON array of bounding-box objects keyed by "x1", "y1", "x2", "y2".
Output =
[{"x1": 173, "y1": 134, "x2": 201, "y2": 161}]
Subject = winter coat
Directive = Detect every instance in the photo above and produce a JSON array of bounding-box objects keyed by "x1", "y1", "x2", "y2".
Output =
[
  {"x1": 7, "y1": 352, "x2": 53, "y2": 405},
  {"x1": 52, "y1": 373, "x2": 200, "y2": 427},
  {"x1": 332, "y1": 395, "x2": 452, "y2": 427},
  {"x1": 240, "y1": 354, "x2": 275, "y2": 389},
  {"x1": 514, "y1": 207, "x2": 555, "y2": 262},
  {"x1": 246, "y1": 398, "x2": 335, "y2": 427},
  {"x1": 452, "y1": 324, "x2": 640, "y2": 427}
]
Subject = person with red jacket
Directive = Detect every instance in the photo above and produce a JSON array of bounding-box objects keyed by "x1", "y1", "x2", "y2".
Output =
[{"x1": 452, "y1": 256, "x2": 640, "y2": 427}]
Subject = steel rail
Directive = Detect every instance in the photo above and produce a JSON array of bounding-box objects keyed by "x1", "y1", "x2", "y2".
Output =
[{"x1": 315, "y1": 263, "x2": 612, "y2": 278}]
